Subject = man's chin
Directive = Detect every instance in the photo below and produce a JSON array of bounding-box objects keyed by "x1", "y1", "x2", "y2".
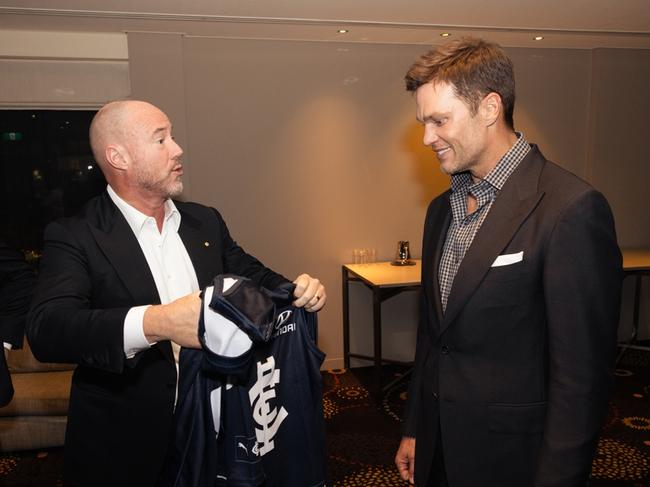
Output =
[
  {"x1": 166, "y1": 183, "x2": 184, "y2": 199},
  {"x1": 439, "y1": 162, "x2": 455, "y2": 176}
]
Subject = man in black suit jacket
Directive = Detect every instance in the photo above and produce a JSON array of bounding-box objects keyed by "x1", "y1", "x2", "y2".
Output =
[
  {"x1": 26, "y1": 100, "x2": 326, "y2": 487},
  {"x1": 394, "y1": 37, "x2": 622, "y2": 486},
  {"x1": 0, "y1": 238, "x2": 36, "y2": 406}
]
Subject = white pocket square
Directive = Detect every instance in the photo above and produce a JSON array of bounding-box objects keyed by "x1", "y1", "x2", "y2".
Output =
[{"x1": 491, "y1": 251, "x2": 524, "y2": 267}]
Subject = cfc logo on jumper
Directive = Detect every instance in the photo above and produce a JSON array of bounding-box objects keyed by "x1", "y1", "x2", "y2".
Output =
[
  {"x1": 249, "y1": 356, "x2": 288, "y2": 456},
  {"x1": 274, "y1": 310, "x2": 296, "y2": 337}
]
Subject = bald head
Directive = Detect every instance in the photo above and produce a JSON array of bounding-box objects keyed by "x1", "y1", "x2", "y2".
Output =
[
  {"x1": 88, "y1": 100, "x2": 184, "y2": 207},
  {"x1": 89, "y1": 100, "x2": 162, "y2": 170}
]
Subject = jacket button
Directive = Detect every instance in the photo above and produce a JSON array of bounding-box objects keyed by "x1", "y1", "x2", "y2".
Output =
[
  {"x1": 432, "y1": 392, "x2": 439, "y2": 400},
  {"x1": 441, "y1": 345, "x2": 450, "y2": 355}
]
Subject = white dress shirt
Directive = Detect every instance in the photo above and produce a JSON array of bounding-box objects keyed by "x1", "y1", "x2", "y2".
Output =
[{"x1": 107, "y1": 186, "x2": 199, "y2": 362}]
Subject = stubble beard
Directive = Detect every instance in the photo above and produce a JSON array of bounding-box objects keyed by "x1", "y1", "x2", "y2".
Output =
[
  {"x1": 165, "y1": 179, "x2": 184, "y2": 199},
  {"x1": 135, "y1": 165, "x2": 183, "y2": 200}
]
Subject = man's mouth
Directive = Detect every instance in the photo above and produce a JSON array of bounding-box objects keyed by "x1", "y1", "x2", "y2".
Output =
[{"x1": 434, "y1": 146, "x2": 451, "y2": 158}]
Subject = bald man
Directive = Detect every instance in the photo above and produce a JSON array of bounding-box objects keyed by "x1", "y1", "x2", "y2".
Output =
[{"x1": 27, "y1": 100, "x2": 326, "y2": 487}]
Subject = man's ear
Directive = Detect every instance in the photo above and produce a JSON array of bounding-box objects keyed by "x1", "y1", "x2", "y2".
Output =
[
  {"x1": 105, "y1": 144, "x2": 128, "y2": 171},
  {"x1": 481, "y1": 92, "x2": 502, "y2": 127}
]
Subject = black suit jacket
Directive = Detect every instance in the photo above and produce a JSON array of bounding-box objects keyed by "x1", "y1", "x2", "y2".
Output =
[
  {"x1": 0, "y1": 239, "x2": 36, "y2": 406},
  {"x1": 27, "y1": 192, "x2": 288, "y2": 487},
  {"x1": 403, "y1": 146, "x2": 622, "y2": 487}
]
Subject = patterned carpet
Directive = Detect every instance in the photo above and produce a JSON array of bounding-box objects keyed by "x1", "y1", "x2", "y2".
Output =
[
  {"x1": 1, "y1": 349, "x2": 649, "y2": 486},
  {"x1": 325, "y1": 348, "x2": 650, "y2": 487}
]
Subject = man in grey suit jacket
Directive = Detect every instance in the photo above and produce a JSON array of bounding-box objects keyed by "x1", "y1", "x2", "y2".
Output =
[
  {"x1": 394, "y1": 37, "x2": 622, "y2": 486},
  {"x1": 27, "y1": 100, "x2": 327, "y2": 487}
]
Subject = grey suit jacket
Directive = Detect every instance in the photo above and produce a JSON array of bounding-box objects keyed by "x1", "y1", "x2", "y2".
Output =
[{"x1": 404, "y1": 145, "x2": 622, "y2": 487}]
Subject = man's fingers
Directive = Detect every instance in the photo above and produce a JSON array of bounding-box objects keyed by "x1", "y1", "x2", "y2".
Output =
[
  {"x1": 292, "y1": 274, "x2": 310, "y2": 306},
  {"x1": 396, "y1": 462, "x2": 410, "y2": 481},
  {"x1": 305, "y1": 290, "x2": 327, "y2": 312},
  {"x1": 395, "y1": 437, "x2": 416, "y2": 484},
  {"x1": 292, "y1": 274, "x2": 326, "y2": 311},
  {"x1": 395, "y1": 456, "x2": 411, "y2": 481}
]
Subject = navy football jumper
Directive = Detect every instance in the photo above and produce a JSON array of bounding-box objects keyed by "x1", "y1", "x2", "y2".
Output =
[{"x1": 160, "y1": 275, "x2": 327, "y2": 487}]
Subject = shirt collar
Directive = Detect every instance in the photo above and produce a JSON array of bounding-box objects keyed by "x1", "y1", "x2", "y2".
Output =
[
  {"x1": 483, "y1": 132, "x2": 529, "y2": 191},
  {"x1": 106, "y1": 185, "x2": 181, "y2": 237},
  {"x1": 450, "y1": 132, "x2": 530, "y2": 194}
]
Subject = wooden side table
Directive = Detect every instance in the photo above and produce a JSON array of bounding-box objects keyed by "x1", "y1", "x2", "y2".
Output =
[{"x1": 342, "y1": 260, "x2": 421, "y2": 388}]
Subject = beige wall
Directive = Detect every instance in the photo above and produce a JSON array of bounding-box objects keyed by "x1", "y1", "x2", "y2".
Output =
[
  {"x1": 128, "y1": 32, "x2": 192, "y2": 193},
  {"x1": 126, "y1": 33, "x2": 650, "y2": 367},
  {"x1": 509, "y1": 48, "x2": 593, "y2": 177},
  {"x1": 589, "y1": 48, "x2": 650, "y2": 246},
  {"x1": 588, "y1": 48, "x2": 650, "y2": 342},
  {"x1": 180, "y1": 38, "x2": 446, "y2": 368}
]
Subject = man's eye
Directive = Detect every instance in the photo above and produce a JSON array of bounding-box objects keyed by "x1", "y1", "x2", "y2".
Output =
[{"x1": 158, "y1": 138, "x2": 165, "y2": 144}]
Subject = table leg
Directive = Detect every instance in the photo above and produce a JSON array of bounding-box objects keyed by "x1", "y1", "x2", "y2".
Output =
[
  {"x1": 342, "y1": 267, "x2": 351, "y2": 369},
  {"x1": 373, "y1": 287, "x2": 382, "y2": 390},
  {"x1": 632, "y1": 274, "x2": 642, "y2": 343},
  {"x1": 617, "y1": 273, "x2": 649, "y2": 364}
]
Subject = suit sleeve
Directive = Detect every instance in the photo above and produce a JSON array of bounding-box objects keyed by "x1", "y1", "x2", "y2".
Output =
[
  {"x1": 402, "y1": 294, "x2": 430, "y2": 437},
  {"x1": 402, "y1": 200, "x2": 440, "y2": 437},
  {"x1": 535, "y1": 189, "x2": 622, "y2": 486},
  {"x1": 26, "y1": 221, "x2": 129, "y2": 372}
]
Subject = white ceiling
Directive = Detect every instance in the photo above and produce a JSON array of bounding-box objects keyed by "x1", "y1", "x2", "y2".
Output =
[{"x1": 0, "y1": 0, "x2": 649, "y2": 49}]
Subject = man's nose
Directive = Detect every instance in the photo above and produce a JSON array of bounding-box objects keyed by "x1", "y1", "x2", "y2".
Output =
[
  {"x1": 171, "y1": 138, "x2": 183, "y2": 158},
  {"x1": 422, "y1": 124, "x2": 438, "y2": 147}
]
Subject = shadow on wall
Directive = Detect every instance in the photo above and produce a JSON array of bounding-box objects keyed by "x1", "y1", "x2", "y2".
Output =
[{"x1": 400, "y1": 120, "x2": 450, "y2": 206}]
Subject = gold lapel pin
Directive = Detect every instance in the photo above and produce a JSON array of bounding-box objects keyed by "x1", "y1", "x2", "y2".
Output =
[{"x1": 204, "y1": 241, "x2": 210, "y2": 247}]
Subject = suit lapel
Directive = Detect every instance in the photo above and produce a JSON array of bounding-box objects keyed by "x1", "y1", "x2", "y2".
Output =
[
  {"x1": 177, "y1": 204, "x2": 221, "y2": 289},
  {"x1": 424, "y1": 197, "x2": 451, "y2": 325},
  {"x1": 89, "y1": 193, "x2": 160, "y2": 306},
  {"x1": 88, "y1": 193, "x2": 173, "y2": 362},
  {"x1": 441, "y1": 148, "x2": 546, "y2": 332}
]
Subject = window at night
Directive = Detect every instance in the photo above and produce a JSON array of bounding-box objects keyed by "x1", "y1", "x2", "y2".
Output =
[{"x1": 0, "y1": 110, "x2": 106, "y2": 254}]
